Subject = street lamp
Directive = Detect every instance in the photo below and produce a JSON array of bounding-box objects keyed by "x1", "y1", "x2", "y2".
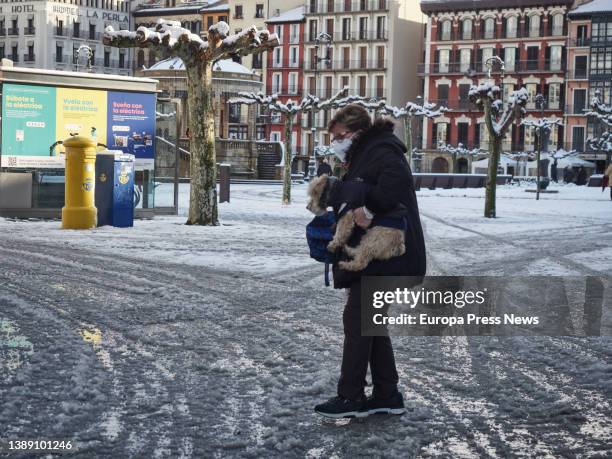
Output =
[
  {"x1": 74, "y1": 44, "x2": 93, "y2": 72},
  {"x1": 307, "y1": 32, "x2": 332, "y2": 181},
  {"x1": 535, "y1": 93, "x2": 546, "y2": 200}
]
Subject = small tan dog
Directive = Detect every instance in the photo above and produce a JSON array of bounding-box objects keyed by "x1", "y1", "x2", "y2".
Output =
[{"x1": 307, "y1": 175, "x2": 406, "y2": 271}]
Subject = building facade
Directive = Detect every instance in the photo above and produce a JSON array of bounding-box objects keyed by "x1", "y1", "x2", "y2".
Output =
[
  {"x1": 265, "y1": 6, "x2": 305, "y2": 156},
  {"x1": 419, "y1": 0, "x2": 573, "y2": 173},
  {"x1": 301, "y1": 0, "x2": 424, "y2": 153},
  {"x1": 567, "y1": 0, "x2": 612, "y2": 172},
  {"x1": 0, "y1": 0, "x2": 131, "y2": 75}
]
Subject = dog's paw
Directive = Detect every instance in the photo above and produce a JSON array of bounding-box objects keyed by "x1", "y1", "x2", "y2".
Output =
[{"x1": 327, "y1": 242, "x2": 339, "y2": 252}]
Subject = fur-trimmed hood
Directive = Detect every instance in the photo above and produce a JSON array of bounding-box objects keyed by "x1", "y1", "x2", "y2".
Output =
[{"x1": 345, "y1": 118, "x2": 406, "y2": 165}]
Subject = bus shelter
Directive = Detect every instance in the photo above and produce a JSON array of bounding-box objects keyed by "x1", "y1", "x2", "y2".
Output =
[{"x1": 0, "y1": 61, "x2": 180, "y2": 218}]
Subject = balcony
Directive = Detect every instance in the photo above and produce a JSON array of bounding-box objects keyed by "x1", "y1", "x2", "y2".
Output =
[
  {"x1": 7, "y1": 27, "x2": 19, "y2": 36},
  {"x1": 23, "y1": 26, "x2": 35, "y2": 35},
  {"x1": 567, "y1": 68, "x2": 588, "y2": 79},
  {"x1": 10, "y1": 55, "x2": 19, "y2": 62},
  {"x1": 305, "y1": 59, "x2": 388, "y2": 71},
  {"x1": 55, "y1": 27, "x2": 68, "y2": 37},
  {"x1": 569, "y1": 37, "x2": 591, "y2": 47},
  {"x1": 0, "y1": 28, "x2": 5, "y2": 36},
  {"x1": 565, "y1": 105, "x2": 588, "y2": 116},
  {"x1": 23, "y1": 54, "x2": 35, "y2": 62},
  {"x1": 72, "y1": 30, "x2": 83, "y2": 39},
  {"x1": 270, "y1": 59, "x2": 302, "y2": 69},
  {"x1": 307, "y1": 0, "x2": 389, "y2": 15},
  {"x1": 418, "y1": 60, "x2": 566, "y2": 76},
  {"x1": 435, "y1": 25, "x2": 568, "y2": 43},
  {"x1": 87, "y1": 31, "x2": 102, "y2": 41},
  {"x1": 304, "y1": 29, "x2": 388, "y2": 43}
]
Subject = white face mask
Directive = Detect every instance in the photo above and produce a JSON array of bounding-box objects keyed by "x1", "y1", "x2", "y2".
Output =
[{"x1": 331, "y1": 137, "x2": 353, "y2": 162}]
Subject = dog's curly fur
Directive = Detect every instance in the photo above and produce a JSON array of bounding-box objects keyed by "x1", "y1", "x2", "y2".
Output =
[{"x1": 307, "y1": 175, "x2": 406, "y2": 271}]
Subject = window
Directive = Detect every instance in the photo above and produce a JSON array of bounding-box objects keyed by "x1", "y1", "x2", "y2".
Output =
[
  {"x1": 229, "y1": 104, "x2": 241, "y2": 124},
  {"x1": 462, "y1": 19, "x2": 472, "y2": 40},
  {"x1": 436, "y1": 122, "x2": 449, "y2": 147},
  {"x1": 11, "y1": 45, "x2": 17, "y2": 61},
  {"x1": 118, "y1": 51, "x2": 125, "y2": 68},
  {"x1": 438, "y1": 49, "x2": 450, "y2": 72},
  {"x1": 137, "y1": 50, "x2": 144, "y2": 68},
  {"x1": 504, "y1": 47, "x2": 516, "y2": 72},
  {"x1": 574, "y1": 55, "x2": 587, "y2": 78},
  {"x1": 526, "y1": 83, "x2": 538, "y2": 109},
  {"x1": 376, "y1": 75, "x2": 384, "y2": 98},
  {"x1": 275, "y1": 25, "x2": 282, "y2": 43},
  {"x1": 548, "y1": 83, "x2": 560, "y2": 110},
  {"x1": 342, "y1": 18, "x2": 351, "y2": 40},
  {"x1": 252, "y1": 53, "x2": 262, "y2": 69},
  {"x1": 457, "y1": 122, "x2": 469, "y2": 145},
  {"x1": 460, "y1": 48, "x2": 471, "y2": 72},
  {"x1": 359, "y1": 46, "x2": 367, "y2": 69},
  {"x1": 56, "y1": 45, "x2": 63, "y2": 62},
  {"x1": 552, "y1": 14, "x2": 563, "y2": 36},
  {"x1": 506, "y1": 16, "x2": 517, "y2": 38},
  {"x1": 235, "y1": 5, "x2": 243, "y2": 19},
  {"x1": 359, "y1": 17, "x2": 368, "y2": 39},
  {"x1": 440, "y1": 20, "x2": 451, "y2": 41},
  {"x1": 290, "y1": 24, "x2": 299, "y2": 43},
  {"x1": 481, "y1": 47, "x2": 493, "y2": 71},
  {"x1": 549, "y1": 45, "x2": 562, "y2": 71},
  {"x1": 289, "y1": 46, "x2": 299, "y2": 66},
  {"x1": 308, "y1": 20, "x2": 317, "y2": 41},
  {"x1": 437, "y1": 84, "x2": 449, "y2": 103},
  {"x1": 255, "y1": 4, "x2": 264, "y2": 18},
  {"x1": 527, "y1": 46, "x2": 538, "y2": 70},
  {"x1": 342, "y1": 47, "x2": 350, "y2": 69},
  {"x1": 529, "y1": 15, "x2": 540, "y2": 38},
  {"x1": 483, "y1": 18, "x2": 495, "y2": 39},
  {"x1": 572, "y1": 126, "x2": 585, "y2": 152},
  {"x1": 272, "y1": 47, "x2": 281, "y2": 67},
  {"x1": 358, "y1": 76, "x2": 366, "y2": 96},
  {"x1": 325, "y1": 18, "x2": 334, "y2": 36},
  {"x1": 272, "y1": 73, "x2": 281, "y2": 94},
  {"x1": 288, "y1": 72, "x2": 298, "y2": 94},
  {"x1": 573, "y1": 88, "x2": 586, "y2": 114},
  {"x1": 376, "y1": 16, "x2": 386, "y2": 39},
  {"x1": 341, "y1": 75, "x2": 349, "y2": 89},
  {"x1": 459, "y1": 84, "x2": 471, "y2": 108},
  {"x1": 376, "y1": 46, "x2": 385, "y2": 68},
  {"x1": 89, "y1": 23, "x2": 96, "y2": 40},
  {"x1": 207, "y1": 16, "x2": 214, "y2": 29}
]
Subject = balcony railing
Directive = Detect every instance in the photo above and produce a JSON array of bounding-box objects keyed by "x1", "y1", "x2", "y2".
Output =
[
  {"x1": 270, "y1": 59, "x2": 302, "y2": 69},
  {"x1": 0, "y1": 28, "x2": 6, "y2": 36},
  {"x1": 418, "y1": 60, "x2": 566, "y2": 75},
  {"x1": 7, "y1": 27, "x2": 19, "y2": 36},
  {"x1": 54, "y1": 54, "x2": 69, "y2": 64},
  {"x1": 55, "y1": 27, "x2": 68, "y2": 37},
  {"x1": 435, "y1": 25, "x2": 568, "y2": 42},
  {"x1": 304, "y1": 29, "x2": 388, "y2": 42},
  {"x1": 569, "y1": 37, "x2": 591, "y2": 47},
  {"x1": 307, "y1": 0, "x2": 389, "y2": 14},
  {"x1": 565, "y1": 105, "x2": 588, "y2": 115},
  {"x1": 10, "y1": 55, "x2": 19, "y2": 62},
  {"x1": 72, "y1": 30, "x2": 83, "y2": 39},
  {"x1": 88, "y1": 31, "x2": 101, "y2": 41},
  {"x1": 23, "y1": 54, "x2": 35, "y2": 62},
  {"x1": 305, "y1": 59, "x2": 388, "y2": 71},
  {"x1": 23, "y1": 26, "x2": 35, "y2": 35},
  {"x1": 568, "y1": 68, "x2": 588, "y2": 79}
]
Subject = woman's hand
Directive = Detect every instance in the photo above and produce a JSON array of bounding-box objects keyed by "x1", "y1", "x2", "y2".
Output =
[{"x1": 354, "y1": 207, "x2": 372, "y2": 229}]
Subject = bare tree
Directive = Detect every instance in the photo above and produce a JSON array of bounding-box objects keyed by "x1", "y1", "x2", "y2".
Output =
[
  {"x1": 521, "y1": 117, "x2": 563, "y2": 200},
  {"x1": 229, "y1": 88, "x2": 349, "y2": 204},
  {"x1": 104, "y1": 20, "x2": 279, "y2": 225},
  {"x1": 469, "y1": 79, "x2": 528, "y2": 218},
  {"x1": 439, "y1": 143, "x2": 484, "y2": 172}
]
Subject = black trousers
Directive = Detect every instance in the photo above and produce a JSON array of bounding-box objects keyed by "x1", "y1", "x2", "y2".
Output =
[{"x1": 337, "y1": 281, "x2": 399, "y2": 400}]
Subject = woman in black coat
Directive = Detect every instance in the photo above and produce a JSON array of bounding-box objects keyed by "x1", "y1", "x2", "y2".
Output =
[{"x1": 314, "y1": 105, "x2": 426, "y2": 418}]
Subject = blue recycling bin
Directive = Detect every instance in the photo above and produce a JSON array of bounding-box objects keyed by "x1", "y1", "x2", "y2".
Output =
[{"x1": 95, "y1": 151, "x2": 135, "y2": 227}]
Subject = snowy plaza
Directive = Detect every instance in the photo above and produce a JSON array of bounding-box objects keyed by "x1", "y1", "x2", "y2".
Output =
[{"x1": 0, "y1": 182, "x2": 610, "y2": 457}]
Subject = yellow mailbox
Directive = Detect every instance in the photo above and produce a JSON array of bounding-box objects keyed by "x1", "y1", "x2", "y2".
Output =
[{"x1": 61, "y1": 136, "x2": 98, "y2": 229}]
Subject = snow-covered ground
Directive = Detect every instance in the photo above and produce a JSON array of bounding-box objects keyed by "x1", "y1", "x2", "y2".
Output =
[{"x1": 0, "y1": 182, "x2": 610, "y2": 457}]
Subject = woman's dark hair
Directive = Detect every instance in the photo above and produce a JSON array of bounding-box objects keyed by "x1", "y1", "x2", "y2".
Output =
[{"x1": 328, "y1": 104, "x2": 372, "y2": 133}]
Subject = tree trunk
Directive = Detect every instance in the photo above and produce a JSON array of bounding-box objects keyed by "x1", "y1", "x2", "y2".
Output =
[
  {"x1": 186, "y1": 62, "x2": 218, "y2": 226},
  {"x1": 484, "y1": 137, "x2": 500, "y2": 218},
  {"x1": 403, "y1": 117, "x2": 413, "y2": 168},
  {"x1": 282, "y1": 116, "x2": 293, "y2": 205}
]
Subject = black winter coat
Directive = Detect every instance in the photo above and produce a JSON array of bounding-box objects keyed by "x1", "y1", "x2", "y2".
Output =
[{"x1": 330, "y1": 119, "x2": 427, "y2": 289}]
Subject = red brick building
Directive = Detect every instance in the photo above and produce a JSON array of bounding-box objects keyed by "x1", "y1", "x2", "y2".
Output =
[
  {"x1": 419, "y1": 0, "x2": 574, "y2": 173},
  {"x1": 265, "y1": 6, "x2": 306, "y2": 156}
]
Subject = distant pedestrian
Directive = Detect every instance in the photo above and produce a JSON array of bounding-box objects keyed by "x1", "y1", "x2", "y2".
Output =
[
  {"x1": 604, "y1": 163, "x2": 612, "y2": 200},
  {"x1": 551, "y1": 159, "x2": 558, "y2": 182},
  {"x1": 576, "y1": 166, "x2": 587, "y2": 186},
  {"x1": 316, "y1": 158, "x2": 333, "y2": 177},
  {"x1": 563, "y1": 166, "x2": 575, "y2": 184}
]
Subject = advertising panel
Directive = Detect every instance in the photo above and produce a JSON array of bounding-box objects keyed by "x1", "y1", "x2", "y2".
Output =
[
  {"x1": 106, "y1": 91, "x2": 156, "y2": 168},
  {"x1": 1, "y1": 84, "x2": 58, "y2": 168},
  {"x1": 1, "y1": 84, "x2": 156, "y2": 169}
]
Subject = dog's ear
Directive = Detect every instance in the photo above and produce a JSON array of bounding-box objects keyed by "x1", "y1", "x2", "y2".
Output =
[{"x1": 307, "y1": 175, "x2": 326, "y2": 198}]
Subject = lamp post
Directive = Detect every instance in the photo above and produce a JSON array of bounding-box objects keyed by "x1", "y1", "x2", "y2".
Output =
[
  {"x1": 308, "y1": 32, "x2": 332, "y2": 181},
  {"x1": 74, "y1": 44, "x2": 93, "y2": 72},
  {"x1": 535, "y1": 93, "x2": 545, "y2": 200}
]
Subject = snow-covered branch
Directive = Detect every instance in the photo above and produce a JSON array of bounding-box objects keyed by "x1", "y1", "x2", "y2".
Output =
[
  {"x1": 104, "y1": 19, "x2": 279, "y2": 65},
  {"x1": 440, "y1": 143, "x2": 484, "y2": 158},
  {"x1": 586, "y1": 90, "x2": 612, "y2": 128}
]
